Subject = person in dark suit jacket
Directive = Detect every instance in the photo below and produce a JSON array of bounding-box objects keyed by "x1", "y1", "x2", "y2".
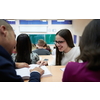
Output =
[{"x1": 0, "y1": 19, "x2": 44, "y2": 82}]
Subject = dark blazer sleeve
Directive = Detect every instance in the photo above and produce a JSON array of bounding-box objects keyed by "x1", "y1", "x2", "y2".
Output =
[
  {"x1": 0, "y1": 59, "x2": 23, "y2": 82},
  {"x1": 29, "y1": 72, "x2": 41, "y2": 82},
  {"x1": 0, "y1": 46, "x2": 23, "y2": 82},
  {"x1": 0, "y1": 66, "x2": 24, "y2": 82}
]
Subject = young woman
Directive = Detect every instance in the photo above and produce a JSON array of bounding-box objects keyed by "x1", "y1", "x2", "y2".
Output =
[
  {"x1": 62, "y1": 19, "x2": 100, "y2": 82},
  {"x1": 12, "y1": 34, "x2": 39, "y2": 64},
  {"x1": 37, "y1": 29, "x2": 80, "y2": 66}
]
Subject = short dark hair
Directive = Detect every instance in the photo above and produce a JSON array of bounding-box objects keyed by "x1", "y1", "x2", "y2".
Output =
[
  {"x1": 55, "y1": 29, "x2": 75, "y2": 65},
  {"x1": 15, "y1": 34, "x2": 32, "y2": 64},
  {"x1": 76, "y1": 19, "x2": 100, "y2": 71}
]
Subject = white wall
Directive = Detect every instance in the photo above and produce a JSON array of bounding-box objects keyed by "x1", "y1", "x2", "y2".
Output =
[
  {"x1": 72, "y1": 19, "x2": 92, "y2": 45},
  {"x1": 72, "y1": 19, "x2": 92, "y2": 36}
]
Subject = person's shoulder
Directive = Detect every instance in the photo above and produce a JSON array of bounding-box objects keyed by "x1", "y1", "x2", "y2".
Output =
[
  {"x1": 33, "y1": 49, "x2": 37, "y2": 51},
  {"x1": 31, "y1": 52, "x2": 38, "y2": 56},
  {"x1": 11, "y1": 53, "x2": 17, "y2": 57},
  {"x1": 31, "y1": 51, "x2": 36, "y2": 54},
  {"x1": 73, "y1": 46, "x2": 80, "y2": 53},
  {"x1": 67, "y1": 61, "x2": 87, "y2": 69},
  {"x1": 0, "y1": 55, "x2": 7, "y2": 62},
  {"x1": 44, "y1": 49, "x2": 50, "y2": 52},
  {"x1": 67, "y1": 62, "x2": 79, "y2": 67},
  {"x1": 33, "y1": 49, "x2": 39, "y2": 53},
  {"x1": 73, "y1": 46, "x2": 80, "y2": 50},
  {"x1": 45, "y1": 49, "x2": 51, "y2": 54},
  {"x1": 0, "y1": 53, "x2": 14, "y2": 68}
]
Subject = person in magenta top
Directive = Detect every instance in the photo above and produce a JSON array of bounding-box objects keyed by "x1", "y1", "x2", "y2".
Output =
[{"x1": 62, "y1": 19, "x2": 100, "y2": 82}]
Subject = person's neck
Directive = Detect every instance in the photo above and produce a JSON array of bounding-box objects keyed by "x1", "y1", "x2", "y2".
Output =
[
  {"x1": 64, "y1": 47, "x2": 72, "y2": 53},
  {"x1": 38, "y1": 47, "x2": 44, "y2": 49}
]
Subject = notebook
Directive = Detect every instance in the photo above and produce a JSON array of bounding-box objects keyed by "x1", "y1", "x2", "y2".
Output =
[{"x1": 16, "y1": 64, "x2": 52, "y2": 80}]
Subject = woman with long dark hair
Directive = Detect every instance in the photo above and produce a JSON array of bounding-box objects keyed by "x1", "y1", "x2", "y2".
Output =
[
  {"x1": 37, "y1": 29, "x2": 80, "y2": 66},
  {"x1": 12, "y1": 34, "x2": 39, "y2": 64},
  {"x1": 55, "y1": 29, "x2": 80, "y2": 65},
  {"x1": 62, "y1": 19, "x2": 100, "y2": 82}
]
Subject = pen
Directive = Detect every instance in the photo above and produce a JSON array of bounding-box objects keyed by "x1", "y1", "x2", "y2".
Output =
[
  {"x1": 38, "y1": 59, "x2": 48, "y2": 67},
  {"x1": 38, "y1": 62, "x2": 43, "y2": 67},
  {"x1": 38, "y1": 60, "x2": 44, "y2": 67}
]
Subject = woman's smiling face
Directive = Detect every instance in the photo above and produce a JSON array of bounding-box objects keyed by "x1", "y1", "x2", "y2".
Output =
[{"x1": 55, "y1": 35, "x2": 70, "y2": 53}]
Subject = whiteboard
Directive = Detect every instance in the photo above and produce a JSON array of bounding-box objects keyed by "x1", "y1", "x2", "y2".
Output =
[{"x1": 19, "y1": 26, "x2": 48, "y2": 33}]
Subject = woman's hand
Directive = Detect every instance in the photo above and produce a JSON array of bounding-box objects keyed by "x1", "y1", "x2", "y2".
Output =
[
  {"x1": 36, "y1": 60, "x2": 48, "y2": 66},
  {"x1": 15, "y1": 62, "x2": 30, "y2": 68}
]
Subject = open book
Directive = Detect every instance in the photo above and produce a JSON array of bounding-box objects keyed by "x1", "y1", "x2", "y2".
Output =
[{"x1": 16, "y1": 64, "x2": 52, "y2": 80}]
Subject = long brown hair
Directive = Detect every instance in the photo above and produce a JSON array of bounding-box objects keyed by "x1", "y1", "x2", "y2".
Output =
[
  {"x1": 76, "y1": 19, "x2": 100, "y2": 71},
  {"x1": 55, "y1": 29, "x2": 75, "y2": 65}
]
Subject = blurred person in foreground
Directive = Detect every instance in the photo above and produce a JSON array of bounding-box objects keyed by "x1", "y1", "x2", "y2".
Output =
[
  {"x1": 63, "y1": 19, "x2": 100, "y2": 82},
  {"x1": 0, "y1": 19, "x2": 44, "y2": 82}
]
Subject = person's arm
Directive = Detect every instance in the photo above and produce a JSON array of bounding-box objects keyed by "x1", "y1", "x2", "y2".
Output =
[
  {"x1": 36, "y1": 60, "x2": 48, "y2": 66},
  {"x1": 47, "y1": 50, "x2": 51, "y2": 55},
  {"x1": 29, "y1": 67, "x2": 44, "y2": 82},
  {"x1": 62, "y1": 63, "x2": 72, "y2": 82},
  {"x1": 36, "y1": 56, "x2": 56, "y2": 66},
  {"x1": 29, "y1": 72, "x2": 41, "y2": 82},
  {"x1": 15, "y1": 62, "x2": 30, "y2": 69},
  {"x1": 0, "y1": 63, "x2": 24, "y2": 82}
]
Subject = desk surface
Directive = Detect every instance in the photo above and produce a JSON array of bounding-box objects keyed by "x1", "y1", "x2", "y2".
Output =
[
  {"x1": 41, "y1": 66, "x2": 65, "y2": 82},
  {"x1": 24, "y1": 55, "x2": 65, "y2": 82},
  {"x1": 24, "y1": 65, "x2": 65, "y2": 82},
  {"x1": 39, "y1": 55, "x2": 54, "y2": 64},
  {"x1": 39, "y1": 55, "x2": 65, "y2": 82}
]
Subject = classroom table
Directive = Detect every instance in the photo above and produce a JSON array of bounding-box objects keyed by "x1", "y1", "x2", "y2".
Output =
[
  {"x1": 41, "y1": 65, "x2": 65, "y2": 82},
  {"x1": 24, "y1": 65, "x2": 65, "y2": 82},
  {"x1": 24, "y1": 55, "x2": 65, "y2": 82},
  {"x1": 39, "y1": 55, "x2": 54, "y2": 63}
]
